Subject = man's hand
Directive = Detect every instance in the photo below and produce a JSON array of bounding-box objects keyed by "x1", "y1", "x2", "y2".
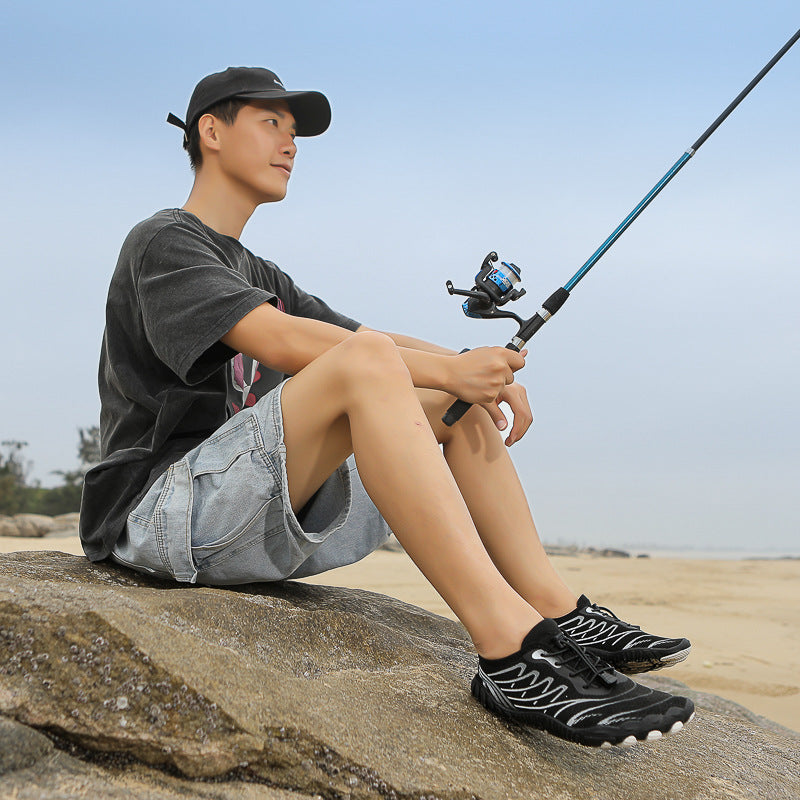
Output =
[
  {"x1": 444, "y1": 346, "x2": 526, "y2": 405},
  {"x1": 481, "y1": 381, "x2": 533, "y2": 447},
  {"x1": 444, "y1": 347, "x2": 532, "y2": 446}
]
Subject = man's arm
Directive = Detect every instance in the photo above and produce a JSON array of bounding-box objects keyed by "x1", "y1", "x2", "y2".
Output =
[
  {"x1": 221, "y1": 304, "x2": 454, "y2": 395},
  {"x1": 356, "y1": 325, "x2": 457, "y2": 357},
  {"x1": 221, "y1": 303, "x2": 525, "y2": 409}
]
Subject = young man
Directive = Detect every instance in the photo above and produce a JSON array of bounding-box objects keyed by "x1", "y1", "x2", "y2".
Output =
[{"x1": 81, "y1": 67, "x2": 695, "y2": 749}]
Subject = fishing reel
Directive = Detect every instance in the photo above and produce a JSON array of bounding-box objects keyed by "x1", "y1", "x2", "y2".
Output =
[{"x1": 445, "y1": 251, "x2": 527, "y2": 325}]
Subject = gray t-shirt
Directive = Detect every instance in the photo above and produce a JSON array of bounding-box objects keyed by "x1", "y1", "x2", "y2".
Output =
[{"x1": 80, "y1": 209, "x2": 360, "y2": 561}]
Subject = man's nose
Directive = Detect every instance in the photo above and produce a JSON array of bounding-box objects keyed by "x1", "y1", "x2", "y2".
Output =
[{"x1": 281, "y1": 133, "x2": 297, "y2": 157}]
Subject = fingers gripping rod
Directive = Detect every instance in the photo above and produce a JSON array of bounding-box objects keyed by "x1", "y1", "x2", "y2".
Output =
[{"x1": 443, "y1": 27, "x2": 800, "y2": 427}]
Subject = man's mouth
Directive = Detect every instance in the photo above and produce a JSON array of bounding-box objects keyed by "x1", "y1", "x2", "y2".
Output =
[{"x1": 272, "y1": 163, "x2": 292, "y2": 177}]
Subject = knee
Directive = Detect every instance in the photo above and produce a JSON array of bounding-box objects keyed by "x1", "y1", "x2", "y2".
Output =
[
  {"x1": 341, "y1": 330, "x2": 400, "y2": 364},
  {"x1": 336, "y1": 331, "x2": 411, "y2": 392}
]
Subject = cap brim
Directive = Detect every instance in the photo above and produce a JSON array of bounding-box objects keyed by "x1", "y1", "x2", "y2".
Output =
[{"x1": 234, "y1": 89, "x2": 331, "y2": 136}]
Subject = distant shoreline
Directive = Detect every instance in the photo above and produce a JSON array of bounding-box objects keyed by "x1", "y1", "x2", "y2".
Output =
[{"x1": 542, "y1": 543, "x2": 800, "y2": 561}]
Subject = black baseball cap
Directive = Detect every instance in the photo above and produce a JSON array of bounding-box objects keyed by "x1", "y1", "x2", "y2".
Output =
[{"x1": 167, "y1": 66, "x2": 331, "y2": 141}]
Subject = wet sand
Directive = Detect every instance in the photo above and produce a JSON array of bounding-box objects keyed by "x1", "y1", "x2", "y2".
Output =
[{"x1": 3, "y1": 534, "x2": 798, "y2": 732}]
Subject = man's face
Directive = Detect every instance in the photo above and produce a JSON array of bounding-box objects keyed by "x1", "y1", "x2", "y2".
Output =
[{"x1": 212, "y1": 99, "x2": 298, "y2": 204}]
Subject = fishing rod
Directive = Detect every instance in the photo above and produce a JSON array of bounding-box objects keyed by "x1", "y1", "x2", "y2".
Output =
[{"x1": 443, "y1": 26, "x2": 800, "y2": 426}]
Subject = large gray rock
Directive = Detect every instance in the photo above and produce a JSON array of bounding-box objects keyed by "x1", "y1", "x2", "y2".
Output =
[
  {"x1": 0, "y1": 551, "x2": 798, "y2": 800},
  {"x1": 0, "y1": 514, "x2": 56, "y2": 538},
  {"x1": 52, "y1": 512, "x2": 81, "y2": 529},
  {"x1": 0, "y1": 516, "x2": 22, "y2": 538}
]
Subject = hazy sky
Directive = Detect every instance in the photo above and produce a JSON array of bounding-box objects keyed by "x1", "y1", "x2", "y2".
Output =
[{"x1": 2, "y1": 1, "x2": 798, "y2": 553}]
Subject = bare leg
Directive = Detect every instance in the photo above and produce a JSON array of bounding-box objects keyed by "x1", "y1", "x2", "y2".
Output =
[
  {"x1": 280, "y1": 331, "x2": 540, "y2": 658},
  {"x1": 418, "y1": 390, "x2": 578, "y2": 618}
]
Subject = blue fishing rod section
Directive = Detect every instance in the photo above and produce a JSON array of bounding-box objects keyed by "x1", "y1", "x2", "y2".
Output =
[
  {"x1": 564, "y1": 150, "x2": 693, "y2": 293},
  {"x1": 443, "y1": 26, "x2": 800, "y2": 426},
  {"x1": 565, "y1": 24, "x2": 800, "y2": 293}
]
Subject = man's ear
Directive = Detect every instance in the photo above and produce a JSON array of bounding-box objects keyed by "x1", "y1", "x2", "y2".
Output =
[{"x1": 197, "y1": 113, "x2": 222, "y2": 155}]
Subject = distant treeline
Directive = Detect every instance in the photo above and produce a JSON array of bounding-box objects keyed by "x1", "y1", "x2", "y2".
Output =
[{"x1": 0, "y1": 428, "x2": 99, "y2": 516}]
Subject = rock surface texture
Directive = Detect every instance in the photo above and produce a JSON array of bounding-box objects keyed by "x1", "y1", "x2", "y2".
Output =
[{"x1": 0, "y1": 551, "x2": 798, "y2": 800}]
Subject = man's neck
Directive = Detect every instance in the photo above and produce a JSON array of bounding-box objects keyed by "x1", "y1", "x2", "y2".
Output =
[{"x1": 182, "y1": 173, "x2": 257, "y2": 240}]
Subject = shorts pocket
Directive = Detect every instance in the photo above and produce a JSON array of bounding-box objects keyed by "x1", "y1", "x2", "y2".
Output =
[
  {"x1": 188, "y1": 445, "x2": 280, "y2": 553},
  {"x1": 189, "y1": 414, "x2": 267, "y2": 476},
  {"x1": 191, "y1": 494, "x2": 308, "y2": 584}
]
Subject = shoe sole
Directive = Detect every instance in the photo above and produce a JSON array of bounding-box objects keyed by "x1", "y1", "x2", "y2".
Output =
[
  {"x1": 471, "y1": 674, "x2": 695, "y2": 748},
  {"x1": 598, "y1": 714, "x2": 696, "y2": 749},
  {"x1": 599, "y1": 645, "x2": 692, "y2": 675}
]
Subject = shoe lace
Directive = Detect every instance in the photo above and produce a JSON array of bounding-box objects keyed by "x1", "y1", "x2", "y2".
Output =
[
  {"x1": 550, "y1": 633, "x2": 618, "y2": 689},
  {"x1": 589, "y1": 602, "x2": 640, "y2": 631}
]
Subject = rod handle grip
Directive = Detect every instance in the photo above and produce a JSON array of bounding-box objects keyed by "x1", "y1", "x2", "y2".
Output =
[{"x1": 442, "y1": 398, "x2": 472, "y2": 427}]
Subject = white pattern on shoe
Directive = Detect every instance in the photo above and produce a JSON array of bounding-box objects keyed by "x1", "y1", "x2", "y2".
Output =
[
  {"x1": 559, "y1": 602, "x2": 675, "y2": 650},
  {"x1": 554, "y1": 595, "x2": 692, "y2": 674}
]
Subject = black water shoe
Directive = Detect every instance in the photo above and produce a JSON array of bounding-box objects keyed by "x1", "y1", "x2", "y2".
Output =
[
  {"x1": 555, "y1": 595, "x2": 691, "y2": 674},
  {"x1": 472, "y1": 619, "x2": 694, "y2": 748}
]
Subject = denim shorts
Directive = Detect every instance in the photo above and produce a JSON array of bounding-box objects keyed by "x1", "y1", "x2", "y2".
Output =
[{"x1": 111, "y1": 380, "x2": 392, "y2": 585}]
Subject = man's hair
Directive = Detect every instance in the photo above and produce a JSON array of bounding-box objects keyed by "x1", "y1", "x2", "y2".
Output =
[{"x1": 184, "y1": 97, "x2": 249, "y2": 171}]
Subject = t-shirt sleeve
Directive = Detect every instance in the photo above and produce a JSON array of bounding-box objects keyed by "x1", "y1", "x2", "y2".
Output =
[
  {"x1": 137, "y1": 226, "x2": 276, "y2": 384},
  {"x1": 261, "y1": 258, "x2": 361, "y2": 331}
]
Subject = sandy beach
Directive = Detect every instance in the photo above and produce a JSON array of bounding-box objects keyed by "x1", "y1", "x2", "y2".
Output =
[
  {"x1": 3, "y1": 533, "x2": 798, "y2": 733},
  {"x1": 299, "y1": 548, "x2": 800, "y2": 733}
]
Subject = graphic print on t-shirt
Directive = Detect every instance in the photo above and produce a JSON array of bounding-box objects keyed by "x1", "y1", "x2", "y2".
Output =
[
  {"x1": 229, "y1": 352, "x2": 261, "y2": 413},
  {"x1": 226, "y1": 297, "x2": 286, "y2": 415}
]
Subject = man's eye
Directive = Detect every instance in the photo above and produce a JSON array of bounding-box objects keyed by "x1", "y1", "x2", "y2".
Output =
[{"x1": 264, "y1": 118, "x2": 278, "y2": 125}]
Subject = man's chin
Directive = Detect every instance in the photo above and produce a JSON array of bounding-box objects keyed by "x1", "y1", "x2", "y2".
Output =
[{"x1": 259, "y1": 187, "x2": 288, "y2": 204}]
